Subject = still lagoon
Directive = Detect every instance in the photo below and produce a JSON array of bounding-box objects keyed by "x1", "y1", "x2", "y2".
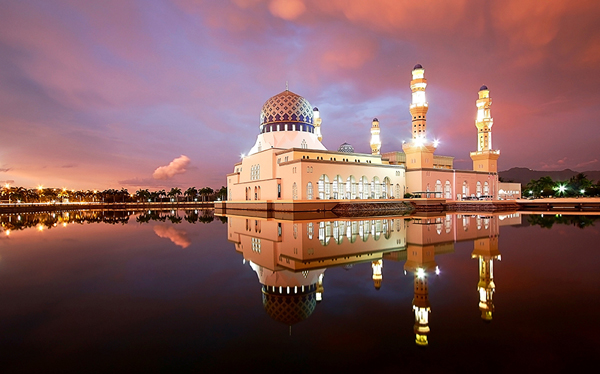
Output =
[{"x1": 0, "y1": 209, "x2": 599, "y2": 373}]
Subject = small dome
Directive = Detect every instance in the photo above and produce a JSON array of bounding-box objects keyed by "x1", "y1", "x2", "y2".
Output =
[
  {"x1": 313, "y1": 107, "x2": 319, "y2": 111},
  {"x1": 480, "y1": 85, "x2": 488, "y2": 91},
  {"x1": 373, "y1": 117, "x2": 379, "y2": 122},
  {"x1": 338, "y1": 142, "x2": 354, "y2": 153},
  {"x1": 413, "y1": 64, "x2": 423, "y2": 70},
  {"x1": 260, "y1": 90, "x2": 313, "y2": 128}
]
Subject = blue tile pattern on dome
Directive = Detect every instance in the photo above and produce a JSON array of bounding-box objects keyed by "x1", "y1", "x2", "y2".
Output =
[
  {"x1": 260, "y1": 90, "x2": 314, "y2": 128},
  {"x1": 338, "y1": 142, "x2": 354, "y2": 153}
]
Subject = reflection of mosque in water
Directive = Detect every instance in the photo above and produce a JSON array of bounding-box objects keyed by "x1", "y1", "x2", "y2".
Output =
[{"x1": 225, "y1": 212, "x2": 521, "y2": 345}]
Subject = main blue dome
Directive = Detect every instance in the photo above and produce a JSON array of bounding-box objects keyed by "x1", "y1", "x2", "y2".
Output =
[{"x1": 260, "y1": 90, "x2": 314, "y2": 128}]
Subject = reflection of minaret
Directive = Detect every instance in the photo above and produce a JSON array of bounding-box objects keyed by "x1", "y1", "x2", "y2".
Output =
[
  {"x1": 372, "y1": 259, "x2": 383, "y2": 290},
  {"x1": 471, "y1": 217, "x2": 500, "y2": 321},
  {"x1": 404, "y1": 243, "x2": 437, "y2": 346},
  {"x1": 370, "y1": 118, "x2": 381, "y2": 155},
  {"x1": 316, "y1": 273, "x2": 324, "y2": 302}
]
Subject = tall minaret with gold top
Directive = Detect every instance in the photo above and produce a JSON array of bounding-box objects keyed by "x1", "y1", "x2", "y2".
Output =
[
  {"x1": 470, "y1": 85, "x2": 500, "y2": 172},
  {"x1": 403, "y1": 64, "x2": 436, "y2": 170},
  {"x1": 313, "y1": 107, "x2": 322, "y2": 142},
  {"x1": 370, "y1": 118, "x2": 381, "y2": 155}
]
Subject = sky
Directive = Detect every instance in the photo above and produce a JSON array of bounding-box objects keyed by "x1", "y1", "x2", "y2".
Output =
[{"x1": 1, "y1": 0, "x2": 600, "y2": 191}]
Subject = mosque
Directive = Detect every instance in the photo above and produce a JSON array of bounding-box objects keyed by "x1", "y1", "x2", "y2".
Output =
[{"x1": 222, "y1": 64, "x2": 503, "y2": 209}]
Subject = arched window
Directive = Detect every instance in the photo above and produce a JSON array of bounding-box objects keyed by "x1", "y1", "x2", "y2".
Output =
[
  {"x1": 332, "y1": 175, "x2": 343, "y2": 199},
  {"x1": 307, "y1": 182, "x2": 313, "y2": 200},
  {"x1": 444, "y1": 181, "x2": 451, "y2": 199},
  {"x1": 435, "y1": 180, "x2": 442, "y2": 198},
  {"x1": 484, "y1": 181, "x2": 490, "y2": 196},
  {"x1": 372, "y1": 176, "x2": 381, "y2": 199},
  {"x1": 462, "y1": 181, "x2": 469, "y2": 198},
  {"x1": 347, "y1": 176, "x2": 357, "y2": 199},
  {"x1": 292, "y1": 183, "x2": 298, "y2": 200},
  {"x1": 476, "y1": 181, "x2": 482, "y2": 197},
  {"x1": 383, "y1": 177, "x2": 391, "y2": 199},
  {"x1": 318, "y1": 174, "x2": 330, "y2": 199},
  {"x1": 359, "y1": 176, "x2": 369, "y2": 199}
]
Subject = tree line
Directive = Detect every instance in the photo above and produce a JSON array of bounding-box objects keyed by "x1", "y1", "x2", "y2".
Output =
[
  {"x1": 524, "y1": 173, "x2": 600, "y2": 198},
  {"x1": 0, "y1": 185, "x2": 227, "y2": 203}
]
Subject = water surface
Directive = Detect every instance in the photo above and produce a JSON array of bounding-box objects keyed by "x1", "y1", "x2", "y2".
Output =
[{"x1": 0, "y1": 210, "x2": 598, "y2": 372}]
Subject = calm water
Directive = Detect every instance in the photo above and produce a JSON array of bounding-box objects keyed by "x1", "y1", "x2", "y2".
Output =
[{"x1": 0, "y1": 210, "x2": 599, "y2": 373}]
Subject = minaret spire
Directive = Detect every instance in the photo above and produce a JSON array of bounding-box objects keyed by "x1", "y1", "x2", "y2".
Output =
[
  {"x1": 402, "y1": 64, "x2": 436, "y2": 172},
  {"x1": 409, "y1": 64, "x2": 428, "y2": 141},
  {"x1": 475, "y1": 85, "x2": 493, "y2": 151},
  {"x1": 370, "y1": 118, "x2": 381, "y2": 155},
  {"x1": 470, "y1": 85, "x2": 500, "y2": 174}
]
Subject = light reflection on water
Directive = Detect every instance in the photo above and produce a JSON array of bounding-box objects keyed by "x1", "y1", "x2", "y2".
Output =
[{"x1": 0, "y1": 210, "x2": 598, "y2": 372}]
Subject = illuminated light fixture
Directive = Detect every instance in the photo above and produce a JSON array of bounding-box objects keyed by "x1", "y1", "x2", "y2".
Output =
[
  {"x1": 433, "y1": 139, "x2": 440, "y2": 148},
  {"x1": 414, "y1": 137, "x2": 424, "y2": 147},
  {"x1": 580, "y1": 189, "x2": 585, "y2": 194},
  {"x1": 240, "y1": 153, "x2": 246, "y2": 159},
  {"x1": 5, "y1": 230, "x2": 10, "y2": 236},
  {"x1": 417, "y1": 268, "x2": 425, "y2": 279},
  {"x1": 435, "y1": 266, "x2": 440, "y2": 275},
  {"x1": 38, "y1": 185, "x2": 43, "y2": 190}
]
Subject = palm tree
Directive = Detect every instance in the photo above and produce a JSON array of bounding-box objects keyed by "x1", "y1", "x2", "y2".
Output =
[
  {"x1": 200, "y1": 187, "x2": 214, "y2": 202},
  {"x1": 135, "y1": 189, "x2": 150, "y2": 202},
  {"x1": 168, "y1": 187, "x2": 182, "y2": 202},
  {"x1": 184, "y1": 187, "x2": 198, "y2": 202},
  {"x1": 216, "y1": 186, "x2": 227, "y2": 200}
]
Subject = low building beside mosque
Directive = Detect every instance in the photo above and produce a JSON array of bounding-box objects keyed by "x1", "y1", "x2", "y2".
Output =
[{"x1": 222, "y1": 64, "x2": 503, "y2": 210}]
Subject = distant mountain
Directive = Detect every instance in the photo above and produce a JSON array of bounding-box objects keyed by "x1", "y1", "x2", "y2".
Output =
[{"x1": 499, "y1": 167, "x2": 600, "y2": 185}]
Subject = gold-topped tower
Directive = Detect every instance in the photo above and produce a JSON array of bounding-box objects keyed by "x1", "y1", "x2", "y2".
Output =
[
  {"x1": 403, "y1": 64, "x2": 436, "y2": 170},
  {"x1": 313, "y1": 107, "x2": 323, "y2": 142},
  {"x1": 470, "y1": 85, "x2": 499, "y2": 173},
  {"x1": 370, "y1": 118, "x2": 381, "y2": 155}
]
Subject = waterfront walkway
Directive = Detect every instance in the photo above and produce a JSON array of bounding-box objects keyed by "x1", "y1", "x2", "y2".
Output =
[
  {"x1": 515, "y1": 197, "x2": 600, "y2": 212},
  {"x1": 0, "y1": 201, "x2": 214, "y2": 213}
]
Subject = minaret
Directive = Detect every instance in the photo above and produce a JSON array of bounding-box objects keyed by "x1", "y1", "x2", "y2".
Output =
[
  {"x1": 470, "y1": 85, "x2": 500, "y2": 173},
  {"x1": 403, "y1": 64, "x2": 436, "y2": 172},
  {"x1": 409, "y1": 64, "x2": 428, "y2": 140},
  {"x1": 476, "y1": 85, "x2": 492, "y2": 151},
  {"x1": 372, "y1": 259, "x2": 383, "y2": 289},
  {"x1": 313, "y1": 107, "x2": 322, "y2": 142},
  {"x1": 370, "y1": 118, "x2": 381, "y2": 155}
]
